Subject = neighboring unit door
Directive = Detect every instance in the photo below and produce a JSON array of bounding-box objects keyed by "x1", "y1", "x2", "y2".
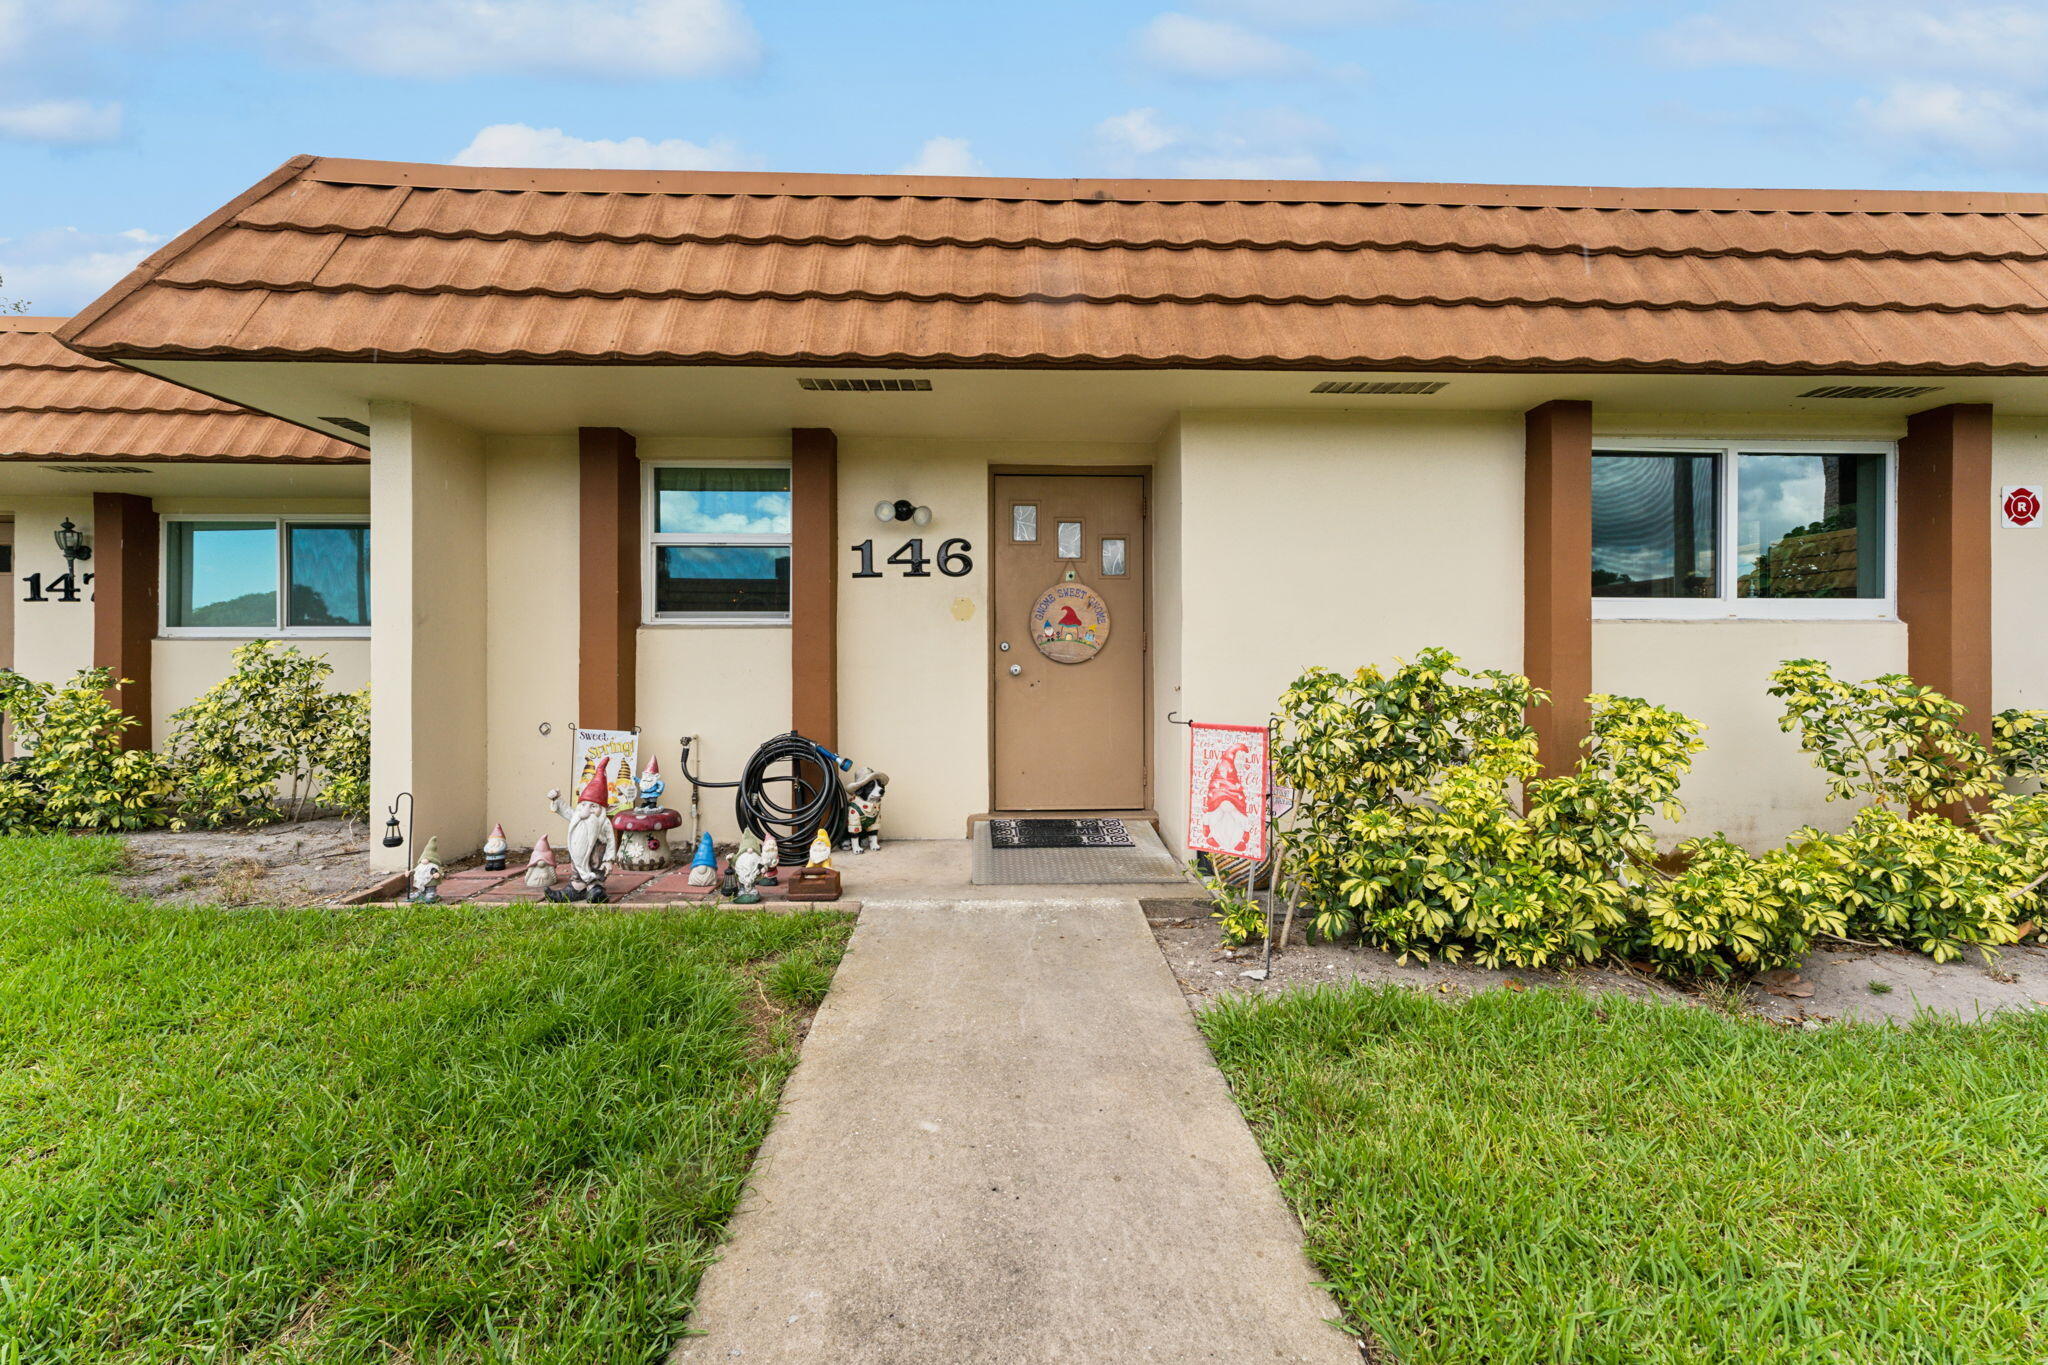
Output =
[{"x1": 991, "y1": 472, "x2": 1147, "y2": 810}]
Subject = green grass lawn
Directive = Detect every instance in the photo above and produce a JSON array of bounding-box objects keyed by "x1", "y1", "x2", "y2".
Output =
[
  {"x1": 1202, "y1": 984, "x2": 2048, "y2": 1365},
  {"x1": 0, "y1": 834, "x2": 851, "y2": 1364}
]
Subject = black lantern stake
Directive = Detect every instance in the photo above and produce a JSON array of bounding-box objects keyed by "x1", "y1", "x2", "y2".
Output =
[
  {"x1": 382, "y1": 791, "x2": 415, "y2": 871},
  {"x1": 53, "y1": 518, "x2": 92, "y2": 566}
]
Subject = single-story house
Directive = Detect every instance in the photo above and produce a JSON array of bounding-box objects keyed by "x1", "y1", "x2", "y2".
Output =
[
  {"x1": 25, "y1": 156, "x2": 2048, "y2": 869},
  {"x1": 0, "y1": 314, "x2": 367, "y2": 751}
]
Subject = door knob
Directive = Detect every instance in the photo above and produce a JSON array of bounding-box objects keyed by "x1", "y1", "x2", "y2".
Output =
[{"x1": 1009, "y1": 664, "x2": 1022, "y2": 676}]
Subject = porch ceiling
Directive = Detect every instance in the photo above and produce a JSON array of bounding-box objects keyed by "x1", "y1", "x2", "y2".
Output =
[{"x1": 127, "y1": 359, "x2": 2048, "y2": 444}]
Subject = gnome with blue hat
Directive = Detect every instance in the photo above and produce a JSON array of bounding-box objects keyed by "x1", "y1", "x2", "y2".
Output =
[{"x1": 687, "y1": 831, "x2": 719, "y2": 887}]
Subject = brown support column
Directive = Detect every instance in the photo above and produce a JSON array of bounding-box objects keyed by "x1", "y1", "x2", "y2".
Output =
[
  {"x1": 1524, "y1": 400, "x2": 1594, "y2": 774},
  {"x1": 790, "y1": 427, "x2": 838, "y2": 749},
  {"x1": 1897, "y1": 403, "x2": 1993, "y2": 736},
  {"x1": 578, "y1": 427, "x2": 639, "y2": 731},
  {"x1": 91, "y1": 491, "x2": 158, "y2": 749}
]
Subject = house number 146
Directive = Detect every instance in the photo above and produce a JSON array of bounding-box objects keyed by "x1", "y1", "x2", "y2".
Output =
[{"x1": 850, "y1": 538, "x2": 973, "y2": 579}]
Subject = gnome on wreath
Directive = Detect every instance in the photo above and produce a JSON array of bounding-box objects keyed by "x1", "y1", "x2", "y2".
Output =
[{"x1": 546, "y1": 757, "x2": 618, "y2": 902}]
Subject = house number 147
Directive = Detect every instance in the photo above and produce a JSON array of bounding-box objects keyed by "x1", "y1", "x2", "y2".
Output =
[{"x1": 850, "y1": 538, "x2": 973, "y2": 579}]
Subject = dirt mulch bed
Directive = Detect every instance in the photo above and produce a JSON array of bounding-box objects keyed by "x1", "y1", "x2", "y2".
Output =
[
  {"x1": 113, "y1": 818, "x2": 383, "y2": 906},
  {"x1": 1146, "y1": 897, "x2": 2048, "y2": 1025}
]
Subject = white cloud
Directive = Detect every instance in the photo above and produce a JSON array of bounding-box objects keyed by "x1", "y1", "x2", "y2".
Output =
[
  {"x1": 0, "y1": 0, "x2": 127, "y2": 63},
  {"x1": 0, "y1": 99, "x2": 122, "y2": 144},
  {"x1": 900, "y1": 136, "x2": 986, "y2": 176},
  {"x1": 1093, "y1": 105, "x2": 1338, "y2": 178},
  {"x1": 1197, "y1": 0, "x2": 1405, "y2": 24},
  {"x1": 1095, "y1": 107, "x2": 1178, "y2": 156},
  {"x1": 233, "y1": 0, "x2": 759, "y2": 79},
  {"x1": 1136, "y1": 12, "x2": 1313, "y2": 78},
  {"x1": 1659, "y1": 2, "x2": 2048, "y2": 81},
  {"x1": 451, "y1": 123, "x2": 754, "y2": 170},
  {"x1": 0, "y1": 226, "x2": 165, "y2": 314},
  {"x1": 1857, "y1": 80, "x2": 2048, "y2": 166}
]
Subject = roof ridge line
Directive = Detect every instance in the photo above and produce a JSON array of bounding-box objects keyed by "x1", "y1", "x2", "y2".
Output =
[
  {"x1": 296, "y1": 157, "x2": 2048, "y2": 214},
  {"x1": 133, "y1": 278, "x2": 2048, "y2": 316},
  {"x1": 214, "y1": 219, "x2": 2048, "y2": 263}
]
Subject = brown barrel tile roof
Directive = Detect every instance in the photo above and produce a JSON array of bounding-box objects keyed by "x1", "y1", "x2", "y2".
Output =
[
  {"x1": 55, "y1": 156, "x2": 2048, "y2": 374},
  {"x1": 0, "y1": 317, "x2": 364, "y2": 463}
]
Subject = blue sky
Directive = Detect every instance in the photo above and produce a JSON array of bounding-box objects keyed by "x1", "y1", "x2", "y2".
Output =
[{"x1": 6, "y1": 0, "x2": 2048, "y2": 314}]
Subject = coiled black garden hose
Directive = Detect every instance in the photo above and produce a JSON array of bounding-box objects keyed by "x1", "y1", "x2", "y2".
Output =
[{"x1": 682, "y1": 731, "x2": 847, "y2": 866}]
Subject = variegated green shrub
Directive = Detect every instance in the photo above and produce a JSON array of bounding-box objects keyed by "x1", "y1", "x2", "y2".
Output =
[
  {"x1": 1275, "y1": 651, "x2": 1706, "y2": 971},
  {"x1": 1766, "y1": 659, "x2": 2047, "y2": 958},
  {"x1": 0, "y1": 668, "x2": 175, "y2": 831},
  {"x1": 165, "y1": 641, "x2": 371, "y2": 826}
]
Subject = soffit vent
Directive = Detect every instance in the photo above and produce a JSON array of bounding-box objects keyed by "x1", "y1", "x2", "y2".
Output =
[
  {"x1": 1797, "y1": 384, "x2": 1945, "y2": 400},
  {"x1": 1311, "y1": 380, "x2": 1450, "y2": 395},
  {"x1": 41, "y1": 464, "x2": 151, "y2": 475},
  {"x1": 797, "y1": 377, "x2": 933, "y2": 393},
  {"x1": 319, "y1": 416, "x2": 371, "y2": 436}
]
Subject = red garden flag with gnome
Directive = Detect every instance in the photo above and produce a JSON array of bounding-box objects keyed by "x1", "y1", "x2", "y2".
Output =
[{"x1": 1187, "y1": 723, "x2": 1270, "y2": 861}]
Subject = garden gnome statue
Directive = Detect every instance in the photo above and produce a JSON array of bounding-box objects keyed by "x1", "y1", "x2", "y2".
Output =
[
  {"x1": 759, "y1": 833, "x2": 781, "y2": 884},
  {"x1": 482, "y1": 822, "x2": 509, "y2": 871},
  {"x1": 526, "y1": 835, "x2": 562, "y2": 901},
  {"x1": 546, "y1": 757, "x2": 617, "y2": 903},
  {"x1": 807, "y1": 828, "x2": 833, "y2": 869},
  {"x1": 843, "y1": 767, "x2": 889, "y2": 854},
  {"x1": 687, "y1": 831, "x2": 718, "y2": 887},
  {"x1": 409, "y1": 836, "x2": 444, "y2": 903},
  {"x1": 733, "y1": 832, "x2": 764, "y2": 904},
  {"x1": 638, "y1": 757, "x2": 666, "y2": 807}
]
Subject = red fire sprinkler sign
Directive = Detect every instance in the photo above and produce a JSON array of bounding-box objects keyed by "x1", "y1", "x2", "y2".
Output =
[
  {"x1": 1187, "y1": 723, "x2": 1270, "y2": 861},
  {"x1": 2005, "y1": 486, "x2": 2043, "y2": 528}
]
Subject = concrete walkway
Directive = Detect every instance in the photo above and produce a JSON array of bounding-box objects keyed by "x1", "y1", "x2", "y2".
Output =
[{"x1": 671, "y1": 896, "x2": 1356, "y2": 1363}]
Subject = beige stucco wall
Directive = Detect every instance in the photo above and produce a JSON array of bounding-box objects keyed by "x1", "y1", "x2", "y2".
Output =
[
  {"x1": 478, "y1": 435, "x2": 580, "y2": 851},
  {"x1": 1994, "y1": 417, "x2": 2048, "y2": 713},
  {"x1": 368, "y1": 402, "x2": 488, "y2": 869},
  {"x1": 1166, "y1": 410, "x2": 1527, "y2": 857},
  {"x1": 1151, "y1": 419, "x2": 1187, "y2": 859},
  {"x1": 149, "y1": 637, "x2": 371, "y2": 740},
  {"x1": 1595, "y1": 620, "x2": 1908, "y2": 845}
]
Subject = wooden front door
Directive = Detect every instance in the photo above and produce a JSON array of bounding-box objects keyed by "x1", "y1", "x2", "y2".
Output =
[{"x1": 991, "y1": 472, "x2": 1147, "y2": 810}]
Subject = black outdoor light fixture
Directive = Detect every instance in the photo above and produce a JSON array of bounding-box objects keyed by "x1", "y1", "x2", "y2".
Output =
[
  {"x1": 53, "y1": 518, "x2": 92, "y2": 566},
  {"x1": 873, "y1": 498, "x2": 932, "y2": 526},
  {"x1": 382, "y1": 791, "x2": 415, "y2": 869}
]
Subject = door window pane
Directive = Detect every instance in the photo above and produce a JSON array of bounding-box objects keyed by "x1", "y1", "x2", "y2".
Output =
[
  {"x1": 286, "y1": 524, "x2": 371, "y2": 627},
  {"x1": 1056, "y1": 521, "x2": 1082, "y2": 559},
  {"x1": 1736, "y1": 452, "x2": 1886, "y2": 599},
  {"x1": 166, "y1": 522, "x2": 278, "y2": 628},
  {"x1": 1012, "y1": 503, "x2": 1038, "y2": 542},
  {"x1": 654, "y1": 467, "x2": 791, "y2": 535},
  {"x1": 1101, "y1": 537, "x2": 1127, "y2": 576},
  {"x1": 1592, "y1": 454, "x2": 1718, "y2": 598},
  {"x1": 654, "y1": 545, "x2": 791, "y2": 615}
]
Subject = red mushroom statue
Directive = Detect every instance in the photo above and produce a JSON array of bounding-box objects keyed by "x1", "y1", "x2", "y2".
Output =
[{"x1": 614, "y1": 804, "x2": 683, "y2": 870}]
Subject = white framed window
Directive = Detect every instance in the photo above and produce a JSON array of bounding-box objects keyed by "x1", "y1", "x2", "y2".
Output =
[
  {"x1": 1591, "y1": 438, "x2": 1896, "y2": 621},
  {"x1": 161, "y1": 516, "x2": 370, "y2": 636},
  {"x1": 645, "y1": 463, "x2": 793, "y2": 624}
]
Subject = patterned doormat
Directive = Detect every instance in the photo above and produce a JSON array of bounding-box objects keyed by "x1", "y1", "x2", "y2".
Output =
[{"x1": 986, "y1": 818, "x2": 1135, "y2": 849}]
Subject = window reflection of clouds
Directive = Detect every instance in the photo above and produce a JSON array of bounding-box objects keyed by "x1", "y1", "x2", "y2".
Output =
[
  {"x1": 1591, "y1": 455, "x2": 1715, "y2": 592},
  {"x1": 1737, "y1": 455, "x2": 1825, "y2": 562},
  {"x1": 656, "y1": 489, "x2": 792, "y2": 535}
]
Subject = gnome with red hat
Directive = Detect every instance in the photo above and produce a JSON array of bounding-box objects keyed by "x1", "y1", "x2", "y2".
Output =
[{"x1": 545, "y1": 757, "x2": 619, "y2": 902}]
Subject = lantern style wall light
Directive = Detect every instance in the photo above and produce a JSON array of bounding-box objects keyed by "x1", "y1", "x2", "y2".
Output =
[
  {"x1": 382, "y1": 791, "x2": 415, "y2": 869},
  {"x1": 53, "y1": 518, "x2": 92, "y2": 566},
  {"x1": 874, "y1": 498, "x2": 932, "y2": 526}
]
